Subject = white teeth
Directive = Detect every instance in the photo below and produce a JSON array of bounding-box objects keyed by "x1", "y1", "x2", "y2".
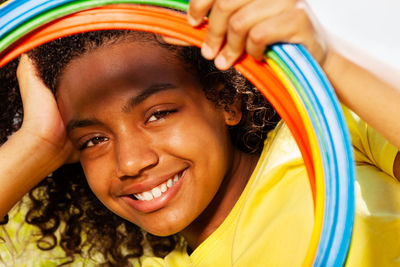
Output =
[
  {"x1": 143, "y1": 192, "x2": 153, "y2": 201},
  {"x1": 152, "y1": 187, "x2": 162, "y2": 198},
  {"x1": 161, "y1": 184, "x2": 167, "y2": 193},
  {"x1": 167, "y1": 178, "x2": 173, "y2": 188},
  {"x1": 132, "y1": 171, "x2": 183, "y2": 201}
]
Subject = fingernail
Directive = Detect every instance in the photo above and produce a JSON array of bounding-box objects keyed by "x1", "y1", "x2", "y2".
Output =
[
  {"x1": 215, "y1": 55, "x2": 228, "y2": 70},
  {"x1": 188, "y1": 15, "x2": 201, "y2": 27},
  {"x1": 201, "y1": 44, "x2": 215, "y2": 59}
]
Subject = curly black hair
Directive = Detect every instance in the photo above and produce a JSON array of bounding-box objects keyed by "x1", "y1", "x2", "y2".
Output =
[{"x1": 0, "y1": 29, "x2": 279, "y2": 265}]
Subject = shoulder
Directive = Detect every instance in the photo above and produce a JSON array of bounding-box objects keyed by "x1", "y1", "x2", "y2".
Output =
[{"x1": 232, "y1": 121, "x2": 313, "y2": 266}]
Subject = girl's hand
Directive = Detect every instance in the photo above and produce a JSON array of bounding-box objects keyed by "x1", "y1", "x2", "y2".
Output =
[
  {"x1": 187, "y1": 0, "x2": 327, "y2": 70},
  {"x1": 0, "y1": 55, "x2": 78, "y2": 216},
  {"x1": 17, "y1": 54, "x2": 77, "y2": 165}
]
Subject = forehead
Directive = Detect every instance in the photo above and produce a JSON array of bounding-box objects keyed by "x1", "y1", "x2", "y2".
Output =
[
  {"x1": 55, "y1": 40, "x2": 201, "y2": 118},
  {"x1": 57, "y1": 40, "x2": 185, "y2": 92}
]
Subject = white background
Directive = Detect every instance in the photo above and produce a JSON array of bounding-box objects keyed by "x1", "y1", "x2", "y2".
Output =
[{"x1": 307, "y1": 0, "x2": 400, "y2": 69}]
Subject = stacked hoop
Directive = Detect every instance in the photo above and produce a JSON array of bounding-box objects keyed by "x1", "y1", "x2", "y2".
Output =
[{"x1": 0, "y1": 1, "x2": 355, "y2": 266}]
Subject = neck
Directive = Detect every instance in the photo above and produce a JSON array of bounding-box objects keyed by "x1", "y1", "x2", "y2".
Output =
[{"x1": 180, "y1": 149, "x2": 259, "y2": 250}]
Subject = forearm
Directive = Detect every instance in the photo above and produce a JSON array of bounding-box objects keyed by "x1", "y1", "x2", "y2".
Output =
[
  {"x1": 0, "y1": 130, "x2": 66, "y2": 218},
  {"x1": 323, "y1": 38, "x2": 400, "y2": 150}
]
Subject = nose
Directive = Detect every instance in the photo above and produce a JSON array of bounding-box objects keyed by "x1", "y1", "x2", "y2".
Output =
[{"x1": 115, "y1": 132, "x2": 159, "y2": 178}]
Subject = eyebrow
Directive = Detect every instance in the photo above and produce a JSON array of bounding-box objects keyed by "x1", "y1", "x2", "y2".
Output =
[
  {"x1": 121, "y1": 83, "x2": 177, "y2": 113},
  {"x1": 66, "y1": 118, "x2": 102, "y2": 133},
  {"x1": 66, "y1": 83, "x2": 177, "y2": 133}
]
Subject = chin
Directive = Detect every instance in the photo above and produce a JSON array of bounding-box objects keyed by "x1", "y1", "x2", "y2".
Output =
[
  {"x1": 144, "y1": 223, "x2": 185, "y2": 237},
  {"x1": 140, "y1": 216, "x2": 190, "y2": 237}
]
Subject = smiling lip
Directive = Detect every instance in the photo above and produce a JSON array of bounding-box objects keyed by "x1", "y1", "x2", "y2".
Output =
[{"x1": 121, "y1": 169, "x2": 186, "y2": 213}]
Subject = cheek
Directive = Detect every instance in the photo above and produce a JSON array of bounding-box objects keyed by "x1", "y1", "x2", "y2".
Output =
[
  {"x1": 163, "y1": 112, "x2": 231, "y2": 181},
  {"x1": 80, "y1": 158, "x2": 113, "y2": 199},
  {"x1": 160, "y1": 115, "x2": 229, "y2": 160}
]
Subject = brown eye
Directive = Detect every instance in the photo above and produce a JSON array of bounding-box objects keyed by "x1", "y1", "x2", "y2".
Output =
[
  {"x1": 80, "y1": 136, "x2": 109, "y2": 150},
  {"x1": 146, "y1": 109, "x2": 177, "y2": 123}
]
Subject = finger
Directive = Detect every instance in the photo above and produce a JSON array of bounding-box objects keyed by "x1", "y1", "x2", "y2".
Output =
[
  {"x1": 246, "y1": 8, "x2": 314, "y2": 60},
  {"x1": 16, "y1": 54, "x2": 39, "y2": 94},
  {"x1": 214, "y1": 0, "x2": 284, "y2": 69},
  {"x1": 187, "y1": 0, "x2": 215, "y2": 26},
  {"x1": 17, "y1": 54, "x2": 48, "y2": 93},
  {"x1": 202, "y1": 0, "x2": 252, "y2": 60},
  {"x1": 17, "y1": 55, "x2": 47, "y2": 107},
  {"x1": 17, "y1": 54, "x2": 56, "y2": 121}
]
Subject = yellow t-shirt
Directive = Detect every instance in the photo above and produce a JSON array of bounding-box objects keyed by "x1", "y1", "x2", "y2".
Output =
[
  {"x1": 141, "y1": 108, "x2": 400, "y2": 267},
  {"x1": 2, "y1": 109, "x2": 398, "y2": 266}
]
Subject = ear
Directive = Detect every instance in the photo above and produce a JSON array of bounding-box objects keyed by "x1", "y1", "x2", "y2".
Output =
[{"x1": 223, "y1": 99, "x2": 242, "y2": 126}]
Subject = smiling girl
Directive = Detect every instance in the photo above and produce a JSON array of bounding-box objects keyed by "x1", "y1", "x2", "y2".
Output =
[{"x1": 1, "y1": 0, "x2": 400, "y2": 266}]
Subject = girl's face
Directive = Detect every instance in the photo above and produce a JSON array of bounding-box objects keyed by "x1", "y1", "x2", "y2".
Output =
[{"x1": 56, "y1": 40, "x2": 238, "y2": 236}]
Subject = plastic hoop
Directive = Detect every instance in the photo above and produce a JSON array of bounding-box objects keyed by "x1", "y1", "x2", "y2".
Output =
[{"x1": 0, "y1": 1, "x2": 355, "y2": 266}]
